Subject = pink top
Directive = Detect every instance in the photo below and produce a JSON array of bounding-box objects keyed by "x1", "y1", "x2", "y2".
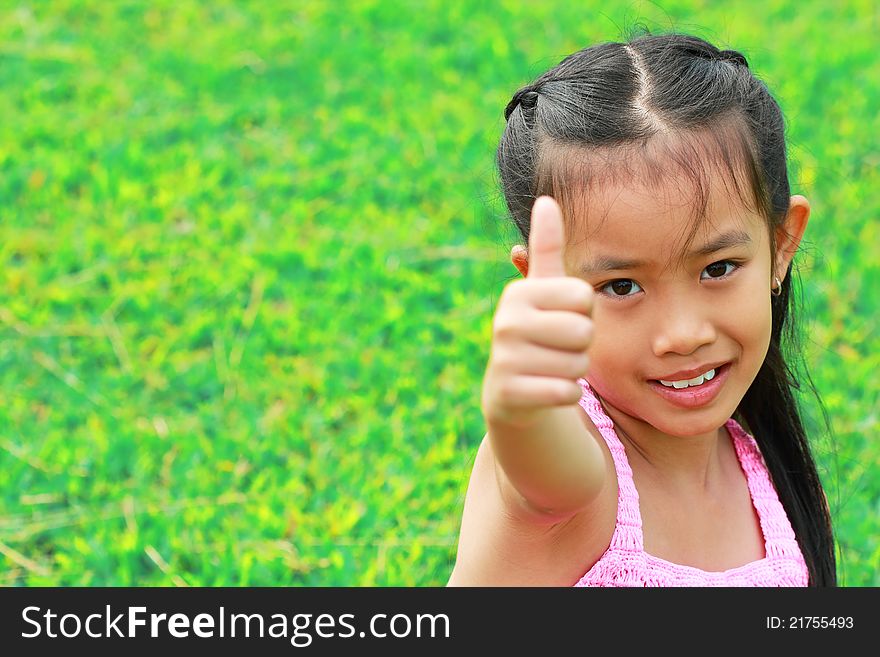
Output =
[{"x1": 573, "y1": 377, "x2": 809, "y2": 587}]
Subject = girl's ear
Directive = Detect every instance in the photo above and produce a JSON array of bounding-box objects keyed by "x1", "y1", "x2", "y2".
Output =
[
  {"x1": 774, "y1": 195, "x2": 810, "y2": 282},
  {"x1": 511, "y1": 245, "x2": 529, "y2": 278}
]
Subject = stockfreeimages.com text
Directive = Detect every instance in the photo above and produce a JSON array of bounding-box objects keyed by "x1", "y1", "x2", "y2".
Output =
[{"x1": 22, "y1": 606, "x2": 450, "y2": 646}]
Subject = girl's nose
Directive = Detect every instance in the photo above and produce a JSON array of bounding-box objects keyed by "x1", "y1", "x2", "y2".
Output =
[{"x1": 651, "y1": 302, "x2": 717, "y2": 357}]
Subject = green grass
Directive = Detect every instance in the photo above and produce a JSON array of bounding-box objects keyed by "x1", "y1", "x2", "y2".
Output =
[{"x1": 0, "y1": 0, "x2": 876, "y2": 586}]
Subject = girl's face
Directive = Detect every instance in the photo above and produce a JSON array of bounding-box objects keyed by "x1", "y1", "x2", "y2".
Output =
[{"x1": 513, "y1": 173, "x2": 809, "y2": 440}]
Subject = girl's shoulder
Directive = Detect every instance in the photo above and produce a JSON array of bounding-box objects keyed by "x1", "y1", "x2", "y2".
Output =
[{"x1": 448, "y1": 412, "x2": 618, "y2": 587}]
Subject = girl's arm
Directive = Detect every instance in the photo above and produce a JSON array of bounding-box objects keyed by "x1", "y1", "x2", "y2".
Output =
[
  {"x1": 481, "y1": 196, "x2": 605, "y2": 522},
  {"x1": 488, "y1": 404, "x2": 605, "y2": 522}
]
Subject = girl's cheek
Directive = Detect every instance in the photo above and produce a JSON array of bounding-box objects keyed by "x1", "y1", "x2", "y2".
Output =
[
  {"x1": 729, "y1": 276, "x2": 774, "y2": 331},
  {"x1": 589, "y1": 318, "x2": 637, "y2": 369}
]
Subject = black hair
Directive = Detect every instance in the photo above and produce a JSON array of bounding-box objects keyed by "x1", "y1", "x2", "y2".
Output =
[{"x1": 496, "y1": 28, "x2": 837, "y2": 585}]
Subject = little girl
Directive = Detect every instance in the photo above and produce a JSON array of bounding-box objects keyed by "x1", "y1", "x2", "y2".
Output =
[{"x1": 448, "y1": 31, "x2": 836, "y2": 586}]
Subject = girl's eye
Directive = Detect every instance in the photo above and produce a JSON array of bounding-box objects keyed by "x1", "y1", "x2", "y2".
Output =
[
  {"x1": 600, "y1": 278, "x2": 642, "y2": 298},
  {"x1": 700, "y1": 260, "x2": 740, "y2": 280}
]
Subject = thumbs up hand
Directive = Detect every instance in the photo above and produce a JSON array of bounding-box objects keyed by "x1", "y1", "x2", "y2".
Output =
[{"x1": 482, "y1": 196, "x2": 595, "y2": 428}]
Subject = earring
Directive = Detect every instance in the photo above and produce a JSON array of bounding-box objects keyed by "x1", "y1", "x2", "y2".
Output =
[{"x1": 771, "y1": 275, "x2": 782, "y2": 297}]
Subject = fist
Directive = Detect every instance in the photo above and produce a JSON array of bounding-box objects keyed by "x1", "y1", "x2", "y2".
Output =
[{"x1": 482, "y1": 196, "x2": 595, "y2": 427}]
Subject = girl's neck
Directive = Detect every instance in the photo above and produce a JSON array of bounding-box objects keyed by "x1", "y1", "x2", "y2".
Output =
[{"x1": 599, "y1": 397, "x2": 730, "y2": 497}]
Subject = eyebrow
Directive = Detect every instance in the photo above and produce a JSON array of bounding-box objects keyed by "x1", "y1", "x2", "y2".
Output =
[{"x1": 578, "y1": 228, "x2": 753, "y2": 276}]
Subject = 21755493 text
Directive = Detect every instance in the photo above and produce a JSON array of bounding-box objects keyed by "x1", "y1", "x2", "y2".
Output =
[{"x1": 766, "y1": 616, "x2": 854, "y2": 629}]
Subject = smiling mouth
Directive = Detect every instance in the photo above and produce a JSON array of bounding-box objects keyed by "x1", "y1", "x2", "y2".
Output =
[
  {"x1": 644, "y1": 362, "x2": 733, "y2": 409},
  {"x1": 648, "y1": 363, "x2": 730, "y2": 390}
]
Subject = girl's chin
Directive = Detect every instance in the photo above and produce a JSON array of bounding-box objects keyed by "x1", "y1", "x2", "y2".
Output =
[
  {"x1": 603, "y1": 402, "x2": 723, "y2": 439},
  {"x1": 648, "y1": 421, "x2": 725, "y2": 439},
  {"x1": 596, "y1": 368, "x2": 741, "y2": 437},
  {"x1": 641, "y1": 393, "x2": 736, "y2": 437}
]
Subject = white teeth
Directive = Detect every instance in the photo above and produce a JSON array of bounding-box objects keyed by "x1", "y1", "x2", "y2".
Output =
[{"x1": 660, "y1": 368, "x2": 716, "y2": 389}]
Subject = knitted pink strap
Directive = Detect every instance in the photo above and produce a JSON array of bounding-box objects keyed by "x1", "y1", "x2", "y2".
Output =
[{"x1": 577, "y1": 382, "x2": 645, "y2": 552}]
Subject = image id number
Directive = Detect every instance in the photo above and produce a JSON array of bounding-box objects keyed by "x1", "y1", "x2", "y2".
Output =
[{"x1": 766, "y1": 616, "x2": 854, "y2": 629}]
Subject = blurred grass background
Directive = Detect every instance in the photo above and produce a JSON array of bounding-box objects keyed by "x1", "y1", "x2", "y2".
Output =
[{"x1": 0, "y1": 0, "x2": 876, "y2": 586}]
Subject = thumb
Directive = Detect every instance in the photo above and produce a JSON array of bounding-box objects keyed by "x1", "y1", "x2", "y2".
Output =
[{"x1": 527, "y1": 196, "x2": 567, "y2": 278}]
